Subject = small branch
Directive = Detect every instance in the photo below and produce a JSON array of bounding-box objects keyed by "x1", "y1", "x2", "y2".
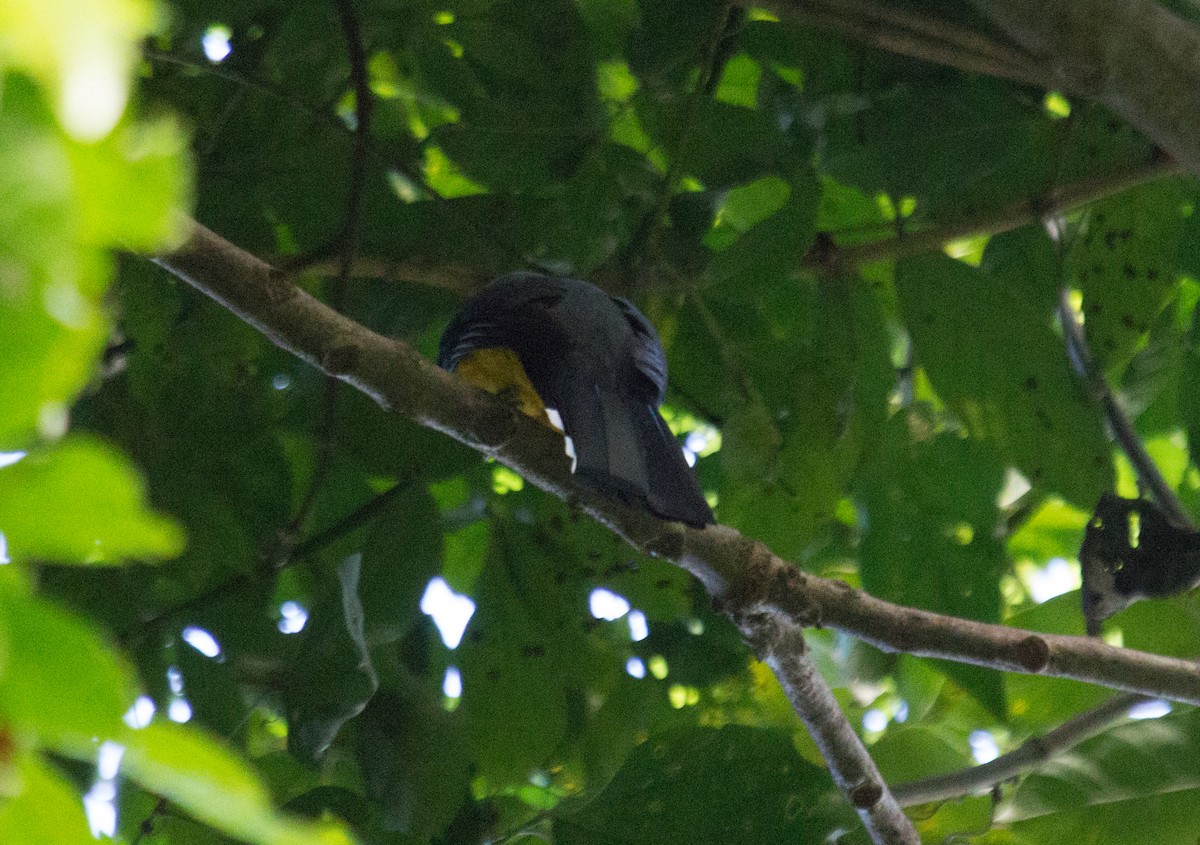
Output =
[
  {"x1": 145, "y1": 49, "x2": 433, "y2": 201},
  {"x1": 286, "y1": 481, "x2": 410, "y2": 564},
  {"x1": 332, "y1": 0, "x2": 373, "y2": 298},
  {"x1": 150, "y1": 217, "x2": 1200, "y2": 707},
  {"x1": 638, "y1": 5, "x2": 738, "y2": 269},
  {"x1": 748, "y1": 615, "x2": 919, "y2": 844},
  {"x1": 291, "y1": 256, "x2": 490, "y2": 294},
  {"x1": 891, "y1": 692, "x2": 1141, "y2": 806},
  {"x1": 819, "y1": 156, "x2": 1180, "y2": 273},
  {"x1": 124, "y1": 483, "x2": 406, "y2": 641},
  {"x1": 756, "y1": 0, "x2": 1054, "y2": 90},
  {"x1": 1057, "y1": 288, "x2": 1193, "y2": 528}
]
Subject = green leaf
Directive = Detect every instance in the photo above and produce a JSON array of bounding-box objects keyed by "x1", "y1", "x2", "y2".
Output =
[
  {"x1": 1072, "y1": 178, "x2": 1187, "y2": 371},
  {"x1": 1004, "y1": 594, "x2": 1111, "y2": 730},
  {"x1": 556, "y1": 725, "x2": 845, "y2": 844},
  {"x1": 857, "y1": 414, "x2": 1007, "y2": 715},
  {"x1": 120, "y1": 722, "x2": 356, "y2": 845},
  {"x1": 67, "y1": 113, "x2": 191, "y2": 250},
  {"x1": 456, "y1": 519, "x2": 591, "y2": 788},
  {"x1": 824, "y1": 78, "x2": 1058, "y2": 224},
  {"x1": 285, "y1": 553, "x2": 379, "y2": 762},
  {"x1": 0, "y1": 0, "x2": 153, "y2": 141},
  {"x1": 0, "y1": 580, "x2": 137, "y2": 749},
  {"x1": 0, "y1": 753, "x2": 95, "y2": 845},
  {"x1": 707, "y1": 172, "x2": 820, "y2": 287},
  {"x1": 1009, "y1": 708, "x2": 1200, "y2": 843},
  {"x1": 358, "y1": 485, "x2": 443, "y2": 644},
  {"x1": 0, "y1": 78, "x2": 108, "y2": 449},
  {"x1": 0, "y1": 435, "x2": 184, "y2": 563},
  {"x1": 871, "y1": 726, "x2": 971, "y2": 785},
  {"x1": 897, "y1": 252, "x2": 1114, "y2": 507},
  {"x1": 356, "y1": 688, "x2": 471, "y2": 839}
]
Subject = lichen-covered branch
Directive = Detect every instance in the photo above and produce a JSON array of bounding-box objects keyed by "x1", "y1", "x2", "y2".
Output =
[{"x1": 153, "y1": 217, "x2": 1200, "y2": 708}]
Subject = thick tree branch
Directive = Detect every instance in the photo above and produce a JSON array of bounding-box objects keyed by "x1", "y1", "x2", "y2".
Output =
[
  {"x1": 976, "y1": 0, "x2": 1200, "y2": 176},
  {"x1": 756, "y1": 0, "x2": 1053, "y2": 89},
  {"x1": 152, "y1": 217, "x2": 1200, "y2": 709}
]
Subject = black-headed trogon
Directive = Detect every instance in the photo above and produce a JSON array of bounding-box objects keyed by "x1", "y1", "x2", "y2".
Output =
[{"x1": 439, "y1": 272, "x2": 714, "y2": 528}]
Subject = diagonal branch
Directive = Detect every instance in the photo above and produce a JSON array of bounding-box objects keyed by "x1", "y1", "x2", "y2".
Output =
[
  {"x1": 151, "y1": 217, "x2": 1200, "y2": 708},
  {"x1": 747, "y1": 615, "x2": 918, "y2": 843},
  {"x1": 1058, "y1": 288, "x2": 1193, "y2": 528},
  {"x1": 976, "y1": 0, "x2": 1200, "y2": 176},
  {"x1": 890, "y1": 691, "x2": 1141, "y2": 806},
  {"x1": 756, "y1": 0, "x2": 1054, "y2": 90},
  {"x1": 821, "y1": 155, "x2": 1180, "y2": 273}
]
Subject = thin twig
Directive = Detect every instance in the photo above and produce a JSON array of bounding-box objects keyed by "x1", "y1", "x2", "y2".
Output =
[
  {"x1": 1057, "y1": 287, "x2": 1193, "y2": 528},
  {"x1": 124, "y1": 484, "x2": 407, "y2": 642},
  {"x1": 891, "y1": 692, "x2": 1141, "y2": 806},
  {"x1": 332, "y1": 0, "x2": 373, "y2": 304},
  {"x1": 284, "y1": 0, "x2": 375, "y2": 548},
  {"x1": 639, "y1": 5, "x2": 739, "y2": 269},
  {"x1": 287, "y1": 480, "x2": 411, "y2": 563}
]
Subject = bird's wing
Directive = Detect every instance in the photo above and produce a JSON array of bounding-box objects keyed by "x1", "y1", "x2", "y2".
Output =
[{"x1": 611, "y1": 295, "x2": 668, "y2": 404}]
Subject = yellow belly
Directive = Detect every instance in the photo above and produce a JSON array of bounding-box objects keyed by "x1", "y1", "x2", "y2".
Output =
[{"x1": 454, "y1": 348, "x2": 558, "y2": 430}]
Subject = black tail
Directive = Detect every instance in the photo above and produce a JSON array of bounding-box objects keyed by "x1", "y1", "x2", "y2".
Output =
[
  {"x1": 565, "y1": 385, "x2": 712, "y2": 527},
  {"x1": 637, "y1": 403, "x2": 714, "y2": 527}
]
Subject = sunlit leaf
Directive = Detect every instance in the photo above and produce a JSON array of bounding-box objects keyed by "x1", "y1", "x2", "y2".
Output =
[
  {"x1": 0, "y1": 579, "x2": 137, "y2": 749},
  {"x1": 120, "y1": 722, "x2": 356, "y2": 845},
  {"x1": 0, "y1": 753, "x2": 95, "y2": 845},
  {"x1": 0, "y1": 0, "x2": 153, "y2": 140},
  {"x1": 0, "y1": 435, "x2": 184, "y2": 563}
]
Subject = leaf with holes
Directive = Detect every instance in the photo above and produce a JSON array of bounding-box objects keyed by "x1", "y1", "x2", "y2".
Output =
[
  {"x1": 1072, "y1": 178, "x2": 1187, "y2": 371},
  {"x1": 897, "y1": 252, "x2": 1113, "y2": 507},
  {"x1": 555, "y1": 725, "x2": 846, "y2": 845}
]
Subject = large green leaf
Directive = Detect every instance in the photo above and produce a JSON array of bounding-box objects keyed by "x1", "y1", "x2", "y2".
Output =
[
  {"x1": 284, "y1": 553, "x2": 378, "y2": 761},
  {"x1": 0, "y1": 77, "x2": 108, "y2": 449},
  {"x1": 897, "y1": 252, "x2": 1113, "y2": 507},
  {"x1": 1072, "y1": 179, "x2": 1187, "y2": 371},
  {"x1": 857, "y1": 413, "x2": 1008, "y2": 715},
  {"x1": 0, "y1": 576, "x2": 138, "y2": 749},
  {"x1": 555, "y1": 725, "x2": 847, "y2": 844},
  {"x1": 1009, "y1": 708, "x2": 1200, "y2": 843},
  {"x1": 0, "y1": 753, "x2": 96, "y2": 845},
  {"x1": 0, "y1": 435, "x2": 184, "y2": 563},
  {"x1": 120, "y1": 722, "x2": 356, "y2": 845},
  {"x1": 356, "y1": 687, "x2": 471, "y2": 839},
  {"x1": 0, "y1": 0, "x2": 153, "y2": 141},
  {"x1": 456, "y1": 517, "x2": 592, "y2": 788}
]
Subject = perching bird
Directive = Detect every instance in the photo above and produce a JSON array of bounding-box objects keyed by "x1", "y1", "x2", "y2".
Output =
[{"x1": 438, "y1": 272, "x2": 713, "y2": 527}]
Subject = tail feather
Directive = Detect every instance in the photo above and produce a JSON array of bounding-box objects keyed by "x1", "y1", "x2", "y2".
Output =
[
  {"x1": 636, "y1": 404, "x2": 713, "y2": 527},
  {"x1": 561, "y1": 383, "x2": 712, "y2": 527}
]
